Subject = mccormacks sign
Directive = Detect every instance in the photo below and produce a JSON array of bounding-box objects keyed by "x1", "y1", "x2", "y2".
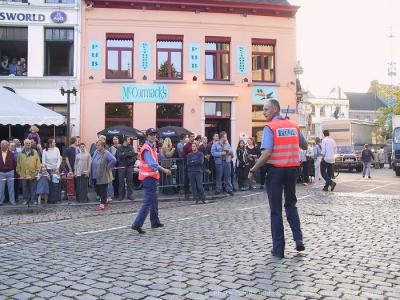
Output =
[{"x1": 121, "y1": 84, "x2": 169, "y2": 103}]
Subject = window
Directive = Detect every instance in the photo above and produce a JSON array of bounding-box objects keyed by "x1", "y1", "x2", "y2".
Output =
[
  {"x1": 156, "y1": 104, "x2": 183, "y2": 128},
  {"x1": 204, "y1": 102, "x2": 231, "y2": 118},
  {"x1": 252, "y1": 105, "x2": 265, "y2": 144},
  {"x1": 0, "y1": 27, "x2": 28, "y2": 76},
  {"x1": 105, "y1": 103, "x2": 133, "y2": 128},
  {"x1": 252, "y1": 39, "x2": 275, "y2": 82},
  {"x1": 106, "y1": 34, "x2": 133, "y2": 79},
  {"x1": 205, "y1": 37, "x2": 230, "y2": 81},
  {"x1": 156, "y1": 35, "x2": 183, "y2": 80},
  {"x1": 44, "y1": 28, "x2": 74, "y2": 76},
  {"x1": 45, "y1": 0, "x2": 74, "y2": 3}
]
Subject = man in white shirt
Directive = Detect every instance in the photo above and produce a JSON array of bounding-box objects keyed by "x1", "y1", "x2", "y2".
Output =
[{"x1": 321, "y1": 130, "x2": 337, "y2": 191}]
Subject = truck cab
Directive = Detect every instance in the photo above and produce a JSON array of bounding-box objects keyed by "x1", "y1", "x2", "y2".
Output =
[{"x1": 392, "y1": 127, "x2": 400, "y2": 176}]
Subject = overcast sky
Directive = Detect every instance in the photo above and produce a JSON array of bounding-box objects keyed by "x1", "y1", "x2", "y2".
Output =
[{"x1": 288, "y1": 0, "x2": 400, "y2": 97}]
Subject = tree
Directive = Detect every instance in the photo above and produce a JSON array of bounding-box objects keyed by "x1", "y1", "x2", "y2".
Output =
[{"x1": 375, "y1": 84, "x2": 400, "y2": 136}]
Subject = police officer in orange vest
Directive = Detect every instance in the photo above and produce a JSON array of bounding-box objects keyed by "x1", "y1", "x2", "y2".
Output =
[
  {"x1": 131, "y1": 128, "x2": 171, "y2": 234},
  {"x1": 249, "y1": 99, "x2": 307, "y2": 259}
]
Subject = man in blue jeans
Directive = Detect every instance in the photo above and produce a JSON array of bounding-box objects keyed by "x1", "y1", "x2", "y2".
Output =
[
  {"x1": 249, "y1": 99, "x2": 307, "y2": 259},
  {"x1": 211, "y1": 132, "x2": 234, "y2": 196},
  {"x1": 131, "y1": 128, "x2": 171, "y2": 234}
]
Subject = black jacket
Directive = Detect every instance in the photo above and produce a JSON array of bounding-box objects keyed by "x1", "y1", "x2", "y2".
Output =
[{"x1": 116, "y1": 145, "x2": 135, "y2": 167}]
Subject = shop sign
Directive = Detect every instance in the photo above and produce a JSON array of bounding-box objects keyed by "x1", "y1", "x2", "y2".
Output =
[
  {"x1": 88, "y1": 40, "x2": 101, "y2": 70},
  {"x1": 189, "y1": 43, "x2": 200, "y2": 72},
  {"x1": 0, "y1": 12, "x2": 45, "y2": 22},
  {"x1": 140, "y1": 42, "x2": 151, "y2": 71},
  {"x1": 50, "y1": 11, "x2": 67, "y2": 23},
  {"x1": 252, "y1": 86, "x2": 278, "y2": 104},
  {"x1": 122, "y1": 84, "x2": 168, "y2": 103},
  {"x1": 236, "y1": 45, "x2": 248, "y2": 74}
]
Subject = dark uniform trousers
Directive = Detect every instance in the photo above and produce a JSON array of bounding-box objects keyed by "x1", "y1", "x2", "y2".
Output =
[
  {"x1": 265, "y1": 166, "x2": 303, "y2": 254},
  {"x1": 133, "y1": 177, "x2": 160, "y2": 227}
]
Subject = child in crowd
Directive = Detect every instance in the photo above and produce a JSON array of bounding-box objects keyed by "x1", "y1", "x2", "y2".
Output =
[
  {"x1": 36, "y1": 164, "x2": 50, "y2": 204},
  {"x1": 49, "y1": 169, "x2": 61, "y2": 203},
  {"x1": 27, "y1": 126, "x2": 41, "y2": 146}
]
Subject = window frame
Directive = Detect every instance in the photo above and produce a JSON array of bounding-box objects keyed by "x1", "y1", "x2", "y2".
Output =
[
  {"x1": 105, "y1": 33, "x2": 134, "y2": 79},
  {"x1": 44, "y1": 27, "x2": 74, "y2": 76},
  {"x1": 205, "y1": 36, "x2": 231, "y2": 82},
  {"x1": 251, "y1": 38, "x2": 276, "y2": 83},
  {"x1": 156, "y1": 35, "x2": 184, "y2": 80},
  {"x1": 105, "y1": 103, "x2": 133, "y2": 128},
  {"x1": 156, "y1": 103, "x2": 184, "y2": 127}
]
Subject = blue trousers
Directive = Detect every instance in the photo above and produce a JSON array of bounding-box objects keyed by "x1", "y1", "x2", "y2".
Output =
[
  {"x1": 215, "y1": 163, "x2": 223, "y2": 192},
  {"x1": 265, "y1": 167, "x2": 303, "y2": 255},
  {"x1": 222, "y1": 161, "x2": 233, "y2": 193},
  {"x1": 133, "y1": 177, "x2": 160, "y2": 227},
  {"x1": 22, "y1": 179, "x2": 37, "y2": 204},
  {"x1": 0, "y1": 170, "x2": 15, "y2": 204},
  {"x1": 321, "y1": 159, "x2": 333, "y2": 187},
  {"x1": 189, "y1": 172, "x2": 205, "y2": 200}
]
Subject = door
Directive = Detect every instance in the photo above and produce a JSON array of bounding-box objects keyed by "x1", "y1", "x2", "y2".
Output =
[{"x1": 205, "y1": 118, "x2": 231, "y2": 142}]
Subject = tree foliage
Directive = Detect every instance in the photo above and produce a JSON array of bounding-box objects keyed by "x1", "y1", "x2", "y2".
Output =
[{"x1": 375, "y1": 84, "x2": 400, "y2": 131}]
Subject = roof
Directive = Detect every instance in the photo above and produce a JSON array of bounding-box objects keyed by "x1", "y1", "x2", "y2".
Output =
[
  {"x1": 86, "y1": 0, "x2": 297, "y2": 17},
  {"x1": 345, "y1": 92, "x2": 387, "y2": 111}
]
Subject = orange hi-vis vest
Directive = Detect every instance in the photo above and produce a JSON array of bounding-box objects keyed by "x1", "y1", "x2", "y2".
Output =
[
  {"x1": 266, "y1": 118, "x2": 301, "y2": 168},
  {"x1": 138, "y1": 142, "x2": 160, "y2": 180}
]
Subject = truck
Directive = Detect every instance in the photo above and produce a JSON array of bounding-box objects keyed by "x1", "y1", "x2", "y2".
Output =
[{"x1": 391, "y1": 115, "x2": 400, "y2": 176}]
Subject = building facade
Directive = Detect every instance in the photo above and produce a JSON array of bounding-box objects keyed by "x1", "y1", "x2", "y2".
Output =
[
  {"x1": 300, "y1": 95, "x2": 349, "y2": 139},
  {"x1": 80, "y1": 0, "x2": 299, "y2": 146},
  {"x1": 0, "y1": 0, "x2": 81, "y2": 143}
]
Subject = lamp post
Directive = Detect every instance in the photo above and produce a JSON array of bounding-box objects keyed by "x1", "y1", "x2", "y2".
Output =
[{"x1": 58, "y1": 80, "x2": 78, "y2": 145}]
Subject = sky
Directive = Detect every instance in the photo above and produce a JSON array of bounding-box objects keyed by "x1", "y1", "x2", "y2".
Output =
[{"x1": 288, "y1": 0, "x2": 400, "y2": 97}]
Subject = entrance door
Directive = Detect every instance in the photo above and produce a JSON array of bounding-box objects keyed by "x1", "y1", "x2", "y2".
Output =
[{"x1": 205, "y1": 118, "x2": 231, "y2": 142}]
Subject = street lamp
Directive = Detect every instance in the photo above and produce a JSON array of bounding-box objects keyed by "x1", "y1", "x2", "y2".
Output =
[
  {"x1": 294, "y1": 60, "x2": 304, "y2": 103},
  {"x1": 58, "y1": 80, "x2": 78, "y2": 145}
]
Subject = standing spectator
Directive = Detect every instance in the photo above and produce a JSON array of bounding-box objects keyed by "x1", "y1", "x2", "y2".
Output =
[
  {"x1": 300, "y1": 149, "x2": 309, "y2": 185},
  {"x1": 211, "y1": 133, "x2": 223, "y2": 194},
  {"x1": 116, "y1": 137, "x2": 136, "y2": 200},
  {"x1": 63, "y1": 137, "x2": 78, "y2": 173},
  {"x1": 42, "y1": 138, "x2": 61, "y2": 173},
  {"x1": 36, "y1": 164, "x2": 50, "y2": 204},
  {"x1": 182, "y1": 134, "x2": 195, "y2": 198},
  {"x1": 27, "y1": 126, "x2": 41, "y2": 147},
  {"x1": 219, "y1": 131, "x2": 234, "y2": 196},
  {"x1": 176, "y1": 134, "x2": 186, "y2": 158},
  {"x1": 8, "y1": 58, "x2": 17, "y2": 75},
  {"x1": 246, "y1": 138, "x2": 259, "y2": 189},
  {"x1": 0, "y1": 56, "x2": 9, "y2": 75},
  {"x1": 49, "y1": 169, "x2": 61, "y2": 203},
  {"x1": 109, "y1": 136, "x2": 120, "y2": 199},
  {"x1": 18, "y1": 58, "x2": 27, "y2": 76},
  {"x1": 187, "y1": 142, "x2": 205, "y2": 204},
  {"x1": 9, "y1": 141, "x2": 19, "y2": 201},
  {"x1": 16, "y1": 139, "x2": 41, "y2": 205},
  {"x1": 377, "y1": 146, "x2": 385, "y2": 168},
  {"x1": 312, "y1": 137, "x2": 323, "y2": 188},
  {"x1": 131, "y1": 128, "x2": 171, "y2": 234},
  {"x1": 236, "y1": 139, "x2": 249, "y2": 191},
  {"x1": 13, "y1": 139, "x2": 22, "y2": 153},
  {"x1": 91, "y1": 140, "x2": 116, "y2": 211},
  {"x1": 361, "y1": 144, "x2": 373, "y2": 179},
  {"x1": 160, "y1": 137, "x2": 176, "y2": 161},
  {"x1": 0, "y1": 140, "x2": 16, "y2": 205},
  {"x1": 74, "y1": 143, "x2": 92, "y2": 203},
  {"x1": 321, "y1": 130, "x2": 337, "y2": 192}
]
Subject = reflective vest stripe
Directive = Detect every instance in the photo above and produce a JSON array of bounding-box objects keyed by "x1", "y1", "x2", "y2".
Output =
[
  {"x1": 140, "y1": 171, "x2": 159, "y2": 176},
  {"x1": 270, "y1": 150, "x2": 299, "y2": 156},
  {"x1": 268, "y1": 158, "x2": 300, "y2": 164},
  {"x1": 274, "y1": 144, "x2": 299, "y2": 150}
]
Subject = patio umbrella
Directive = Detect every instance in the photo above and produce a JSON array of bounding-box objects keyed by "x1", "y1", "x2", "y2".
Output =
[
  {"x1": 97, "y1": 125, "x2": 145, "y2": 140},
  {"x1": 157, "y1": 126, "x2": 192, "y2": 139}
]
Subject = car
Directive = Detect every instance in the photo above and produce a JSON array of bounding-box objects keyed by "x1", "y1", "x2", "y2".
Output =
[{"x1": 334, "y1": 146, "x2": 363, "y2": 172}]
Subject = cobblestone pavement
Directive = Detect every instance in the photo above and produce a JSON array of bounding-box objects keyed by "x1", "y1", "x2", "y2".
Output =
[{"x1": 1, "y1": 171, "x2": 400, "y2": 299}]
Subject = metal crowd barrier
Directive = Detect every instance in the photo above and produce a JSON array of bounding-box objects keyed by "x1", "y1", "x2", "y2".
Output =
[{"x1": 158, "y1": 158, "x2": 215, "y2": 193}]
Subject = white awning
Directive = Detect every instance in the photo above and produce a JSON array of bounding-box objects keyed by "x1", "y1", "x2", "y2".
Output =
[{"x1": 0, "y1": 87, "x2": 65, "y2": 126}]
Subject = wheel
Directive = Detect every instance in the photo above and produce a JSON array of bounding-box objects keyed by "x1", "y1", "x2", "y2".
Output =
[
  {"x1": 396, "y1": 168, "x2": 400, "y2": 177},
  {"x1": 333, "y1": 165, "x2": 339, "y2": 178}
]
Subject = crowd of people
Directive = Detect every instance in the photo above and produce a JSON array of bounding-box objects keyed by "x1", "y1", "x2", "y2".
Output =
[
  {"x1": 0, "y1": 56, "x2": 27, "y2": 76},
  {"x1": 0, "y1": 124, "x2": 269, "y2": 208}
]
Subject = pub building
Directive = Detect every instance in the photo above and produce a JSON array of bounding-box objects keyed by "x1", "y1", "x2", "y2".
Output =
[
  {"x1": 0, "y1": 0, "x2": 81, "y2": 147},
  {"x1": 81, "y1": 0, "x2": 300, "y2": 147}
]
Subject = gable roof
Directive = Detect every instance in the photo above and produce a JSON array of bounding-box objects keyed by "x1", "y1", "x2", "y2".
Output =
[{"x1": 345, "y1": 92, "x2": 387, "y2": 111}]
